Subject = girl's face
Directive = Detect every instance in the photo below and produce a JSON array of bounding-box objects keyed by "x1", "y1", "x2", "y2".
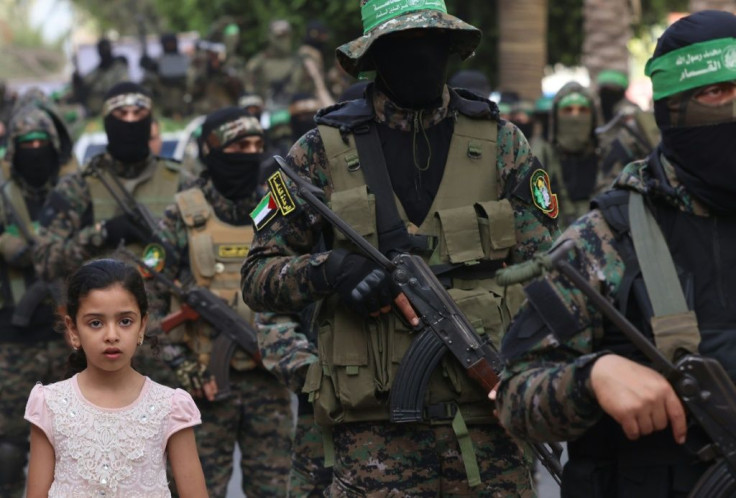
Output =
[{"x1": 66, "y1": 284, "x2": 147, "y2": 374}]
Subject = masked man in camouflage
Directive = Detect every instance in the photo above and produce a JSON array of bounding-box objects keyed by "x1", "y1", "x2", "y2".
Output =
[
  {"x1": 0, "y1": 103, "x2": 75, "y2": 497},
  {"x1": 533, "y1": 82, "x2": 602, "y2": 228},
  {"x1": 241, "y1": 1, "x2": 559, "y2": 495},
  {"x1": 33, "y1": 82, "x2": 186, "y2": 385},
  {"x1": 497, "y1": 10, "x2": 736, "y2": 497},
  {"x1": 153, "y1": 107, "x2": 292, "y2": 497},
  {"x1": 72, "y1": 38, "x2": 130, "y2": 117},
  {"x1": 243, "y1": 20, "x2": 313, "y2": 111}
]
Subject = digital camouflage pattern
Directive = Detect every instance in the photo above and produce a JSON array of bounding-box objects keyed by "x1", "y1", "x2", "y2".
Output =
[
  {"x1": 496, "y1": 156, "x2": 706, "y2": 443},
  {"x1": 594, "y1": 108, "x2": 659, "y2": 195},
  {"x1": 0, "y1": 341, "x2": 68, "y2": 497},
  {"x1": 327, "y1": 422, "x2": 534, "y2": 497},
  {"x1": 241, "y1": 83, "x2": 559, "y2": 495},
  {"x1": 254, "y1": 312, "x2": 328, "y2": 496},
  {"x1": 153, "y1": 178, "x2": 293, "y2": 497},
  {"x1": 337, "y1": 0, "x2": 482, "y2": 77},
  {"x1": 200, "y1": 114, "x2": 262, "y2": 156},
  {"x1": 32, "y1": 152, "x2": 187, "y2": 282},
  {"x1": 5, "y1": 105, "x2": 62, "y2": 164},
  {"x1": 190, "y1": 369, "x2": 293, "y2": 498},
  {"x1": 241, "y1": 86, "x2": 560, "y2": 313}
]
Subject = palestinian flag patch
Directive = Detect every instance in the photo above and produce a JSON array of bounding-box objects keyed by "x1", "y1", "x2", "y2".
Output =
[
  {"x1": 530, "y1": 169, "x2": 559, "y2": 219},
  {"x1": 139, "y1": 243, "x2": 166, "y2": 278},
  {"x1": 251, "y1": 192, "x2": 279, "y2": 231}
]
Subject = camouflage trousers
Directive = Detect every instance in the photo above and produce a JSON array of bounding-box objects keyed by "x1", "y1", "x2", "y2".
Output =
[
  {"x1": 327, "y1": 421, "x2": 535, "y2": 498},
  {"x1": 0, "y1": 338, "x2": 69, "y2": 497},
  {"x1": 290, "y1": 411, "x2": 332, "y2": 497},
  {"x1": 133, "y1": 340, "x2": 179, "y2": 388},
  {"x1": 190, "y1": 367, "x2": 294, "y2": 498}
]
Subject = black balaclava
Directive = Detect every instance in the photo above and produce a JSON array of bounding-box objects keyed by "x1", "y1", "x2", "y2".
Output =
[
  {"x1": 653, "y1": 10, "x2": 736, "y2": 214},
  {"x1": 372, "y1": 30, "x2": 452, "y2": 109},
  {"x1": 161, "y1": 33, "x2": 179, "y2": 54},
  {"x1": 13, "y1": 144, "x2": 59, "y2": 188},
  {"x1": 599, "y1": 86, "x2": 626, "y2": 123},
  {"x1": 199, "y1": 107, "x2": 262, "y2": 201},
  {"x1": 103, "y1": 82, "x2": 152, "y2": 164},
  {"x1": 304, "y1": 20, "x2": 329, "y2": 51},
  {"x1": 97, "y1": 38, "x2": 114, "y2": 69}
]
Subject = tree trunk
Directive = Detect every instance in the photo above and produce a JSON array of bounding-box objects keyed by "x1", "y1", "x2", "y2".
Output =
[
  {"x1": 582, "y1": 0, "x2": 632, "y2": 90},
  {"x1": 497, "y1": 0, "x2": 548, "y2": 100},
  {"x1": 689, "y1": 0, "x2": 736, "y2": 13}
]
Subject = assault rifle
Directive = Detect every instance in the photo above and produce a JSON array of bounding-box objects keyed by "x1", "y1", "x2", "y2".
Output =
[
  {"x1": 497, "y1": 239, "x2": 736, "y2": 497},
  {"x1": 118, "y1": 246, "x2": 261, "y2": 401},
  {"x1": 274, "y1": 156, "x2": 563, "y2": 484},
  {"x1": 0, "y1": 181, "x2": 59, "y2": 326}
]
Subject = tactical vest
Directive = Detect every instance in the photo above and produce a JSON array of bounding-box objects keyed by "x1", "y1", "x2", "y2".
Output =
[
  {"x1": 87, "y1": 157, "x2": 180, "y2": 255},
  {"x1": 562, "y1": 185, "x2": 736, "y2": 497},
  {"x1": 303, "y1": 109, "x2": 524, "y2": 427},
  {"x1": 173, "y1": 188, "x2": 257, "y2": 371}
]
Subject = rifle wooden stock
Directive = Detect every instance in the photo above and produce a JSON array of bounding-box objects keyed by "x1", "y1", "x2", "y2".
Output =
[{"x1": 160, "y1": 304, "x2": 200, "y2": 332}]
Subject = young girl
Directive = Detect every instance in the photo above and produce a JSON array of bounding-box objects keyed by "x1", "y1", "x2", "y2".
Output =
[{"x1": 24, "y1": 259, "x2": 208, "y2": 498}]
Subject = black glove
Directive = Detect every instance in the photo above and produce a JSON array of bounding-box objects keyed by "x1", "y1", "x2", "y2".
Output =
[
  {"x1": 102, "y1": 214, "x2": 147, "y2": 247},
  {"x1": 324, "y1": 249, "x2": 398, "y2": 317}
]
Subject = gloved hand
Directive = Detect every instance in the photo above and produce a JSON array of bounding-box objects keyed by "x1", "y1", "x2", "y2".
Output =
[
  {"x1": 174, "y1": 358, "x2": 215, "y2": 399},
  {"x1": 0, "y1": 233, "x2": 30, "y2": 267},
  {"x1": 102, "y1": 214, "x2": 147, "y2": 247},
  {"x1": 325, "y1": 249, "x2": 399, "y2": 317}
]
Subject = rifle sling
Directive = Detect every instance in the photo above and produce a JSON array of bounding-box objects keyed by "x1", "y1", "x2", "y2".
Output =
[
  {"x1": 628, "y1": 192, "x2": 700, "y2": 361},
  {"x1": 352, "y1": 124, "x2": 413, "y2": 256}
]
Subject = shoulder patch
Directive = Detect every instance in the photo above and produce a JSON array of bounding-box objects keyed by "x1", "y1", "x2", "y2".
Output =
[
  {"x1": 530, "y1": 169, "x2": 559, "y2": 219},
  {"x1": 267, "y1": 171, "x2": 296, "y2": 216},
  {"x1": 251, "y1": 192, "x2": 279, "y2": 231}
]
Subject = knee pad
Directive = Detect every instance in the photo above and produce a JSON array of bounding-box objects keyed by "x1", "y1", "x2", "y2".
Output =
[{"x1": 0, "y1": 441, "x2": 28, "y2": 485}]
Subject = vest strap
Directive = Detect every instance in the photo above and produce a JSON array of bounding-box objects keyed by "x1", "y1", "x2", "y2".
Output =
[
  {"x1": 451, "y1": 409, "x2": 481, "y2": 487},
  {"x1": 628, "y1": 192, "x2": 700, "y2": 360},
  {"x1": 322, "y1": 426, "x2": 335, "y2": 468},
  {"x1": 353, "y1": 124, "x2": 413, "y2": 255}
]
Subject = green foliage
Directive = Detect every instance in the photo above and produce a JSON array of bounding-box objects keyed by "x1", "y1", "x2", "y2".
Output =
[{"x1": 548, "y1": 0, "x2": 584, "y2": 67}]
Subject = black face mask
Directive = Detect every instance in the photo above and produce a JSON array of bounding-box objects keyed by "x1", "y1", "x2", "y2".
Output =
[
  {"x1": 104, "y1": 114, "x2": 151, "y2": 163},
  {"x1": 291, "y1": 115, "x2": 315, "y2": 143},
  {"x1": 512, "y1": 121, "x2": 534, "y2": 140},
  {"x1": 205, "y1": 151, "x2": 262, "y2": 200},
  {"x1": 13, "y1": 145, "x2": 59, "y2": 188},
  {"x1": 661, "y1": 121, "x2": 736, "y2": 214},
  {"x1": 98, "y1": 45, "x2": 114, "y2": 69},
  {"x1": 599, "y1": 87, "x2": 626, "y2": 123},
  {"x1": 373, "y1": 33, "x2": 451, "y2": 109}
]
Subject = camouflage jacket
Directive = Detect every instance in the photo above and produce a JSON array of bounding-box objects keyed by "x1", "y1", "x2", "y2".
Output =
[
  {"x1": 496, "y1": 154, "x2": 710, "y2": 443},
  {"x1": 241, "y1": 85, "x2": 560, "y2": 313},
  {"x1": 33, "y1": 152, "x2": 188, "y2": 281}
]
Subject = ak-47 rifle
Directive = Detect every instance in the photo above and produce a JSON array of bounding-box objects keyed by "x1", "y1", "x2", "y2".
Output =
[
  {"x1": 0, "y1": 181, "x2": 58, "y2": 326},
  {"x1": 274, "y1": 156, "x2": 564, "y2": 484},
  {"x1": 118, "y1": 246, "x2": 261, "y2": 401},
  {"x1": 497, "y1": 239, "x2": 736, "y2": 497}
]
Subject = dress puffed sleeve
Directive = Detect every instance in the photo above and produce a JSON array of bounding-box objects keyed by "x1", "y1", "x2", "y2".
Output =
[
  {"x1": 24, "y1": 383, "x2": 55, "y2": 445},
  {"x1": 164, "y1": 388, "x2": 201, "y2": 444}
]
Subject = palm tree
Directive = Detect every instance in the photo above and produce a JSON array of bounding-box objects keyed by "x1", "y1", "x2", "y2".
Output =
[
  {"x1": 582, "y1": 0, "x2": 633, "y2": 88},
  {"x1": 496, "y1": 0, "x2": 548, "y2": 100}
]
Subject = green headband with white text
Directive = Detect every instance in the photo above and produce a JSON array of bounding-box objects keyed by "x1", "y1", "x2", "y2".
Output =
[
  {"x1": 362, "y1": 0, "x2": 447, "y2": 34},
  {"x1": 645, "y1": 37, "x2": 736, "y2": 100}
]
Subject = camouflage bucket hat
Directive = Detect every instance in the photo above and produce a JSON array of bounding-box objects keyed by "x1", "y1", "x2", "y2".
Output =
[{"x1": 337, "y1": 0, "x2": 481, "y2": 77}]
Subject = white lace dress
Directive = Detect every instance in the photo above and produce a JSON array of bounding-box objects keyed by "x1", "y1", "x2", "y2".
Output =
[{"x1": 25, "y1": 375, "x2": 200, "y2": 497}]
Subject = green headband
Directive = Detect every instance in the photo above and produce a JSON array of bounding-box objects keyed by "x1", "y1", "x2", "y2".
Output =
[
  {"x1": 646, "y1": 37, "x2": 736, "y2": 100},
  {"x1": 362, "y1": 0, "x2": 448, "y2": 34},
  {"x1": 558, "y1": 92, "x2": 590, "y2": 109},
  {"x1": 224, "y1": 23, "x2": 240, "y2": 36},
  {"x1": 597, "y1": 69, "x2": 629, "y2": 88},
  {"x1": 17, "y1": 131, "x2": 50, "y2": 142}
]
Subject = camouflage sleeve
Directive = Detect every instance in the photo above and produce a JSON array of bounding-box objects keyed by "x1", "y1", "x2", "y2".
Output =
[
  {"x1": 33, "y1": 172, "x2": 101, "y2": 281},
  {"x1": 241, "y1": 129, "x2": 333, "y2": 313},
  {"x1": 146, "y1": 202, "x2": 190, "y2": 320},
  {"x1": 496, "y1": 209, "x2": 625, "y2": 442},
  {"x1": 255, "y1": 311, "x2": 319, "y2": 393},
  {"x1": 496, "y1": 121, "x2": 561, "y2": 263}
]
